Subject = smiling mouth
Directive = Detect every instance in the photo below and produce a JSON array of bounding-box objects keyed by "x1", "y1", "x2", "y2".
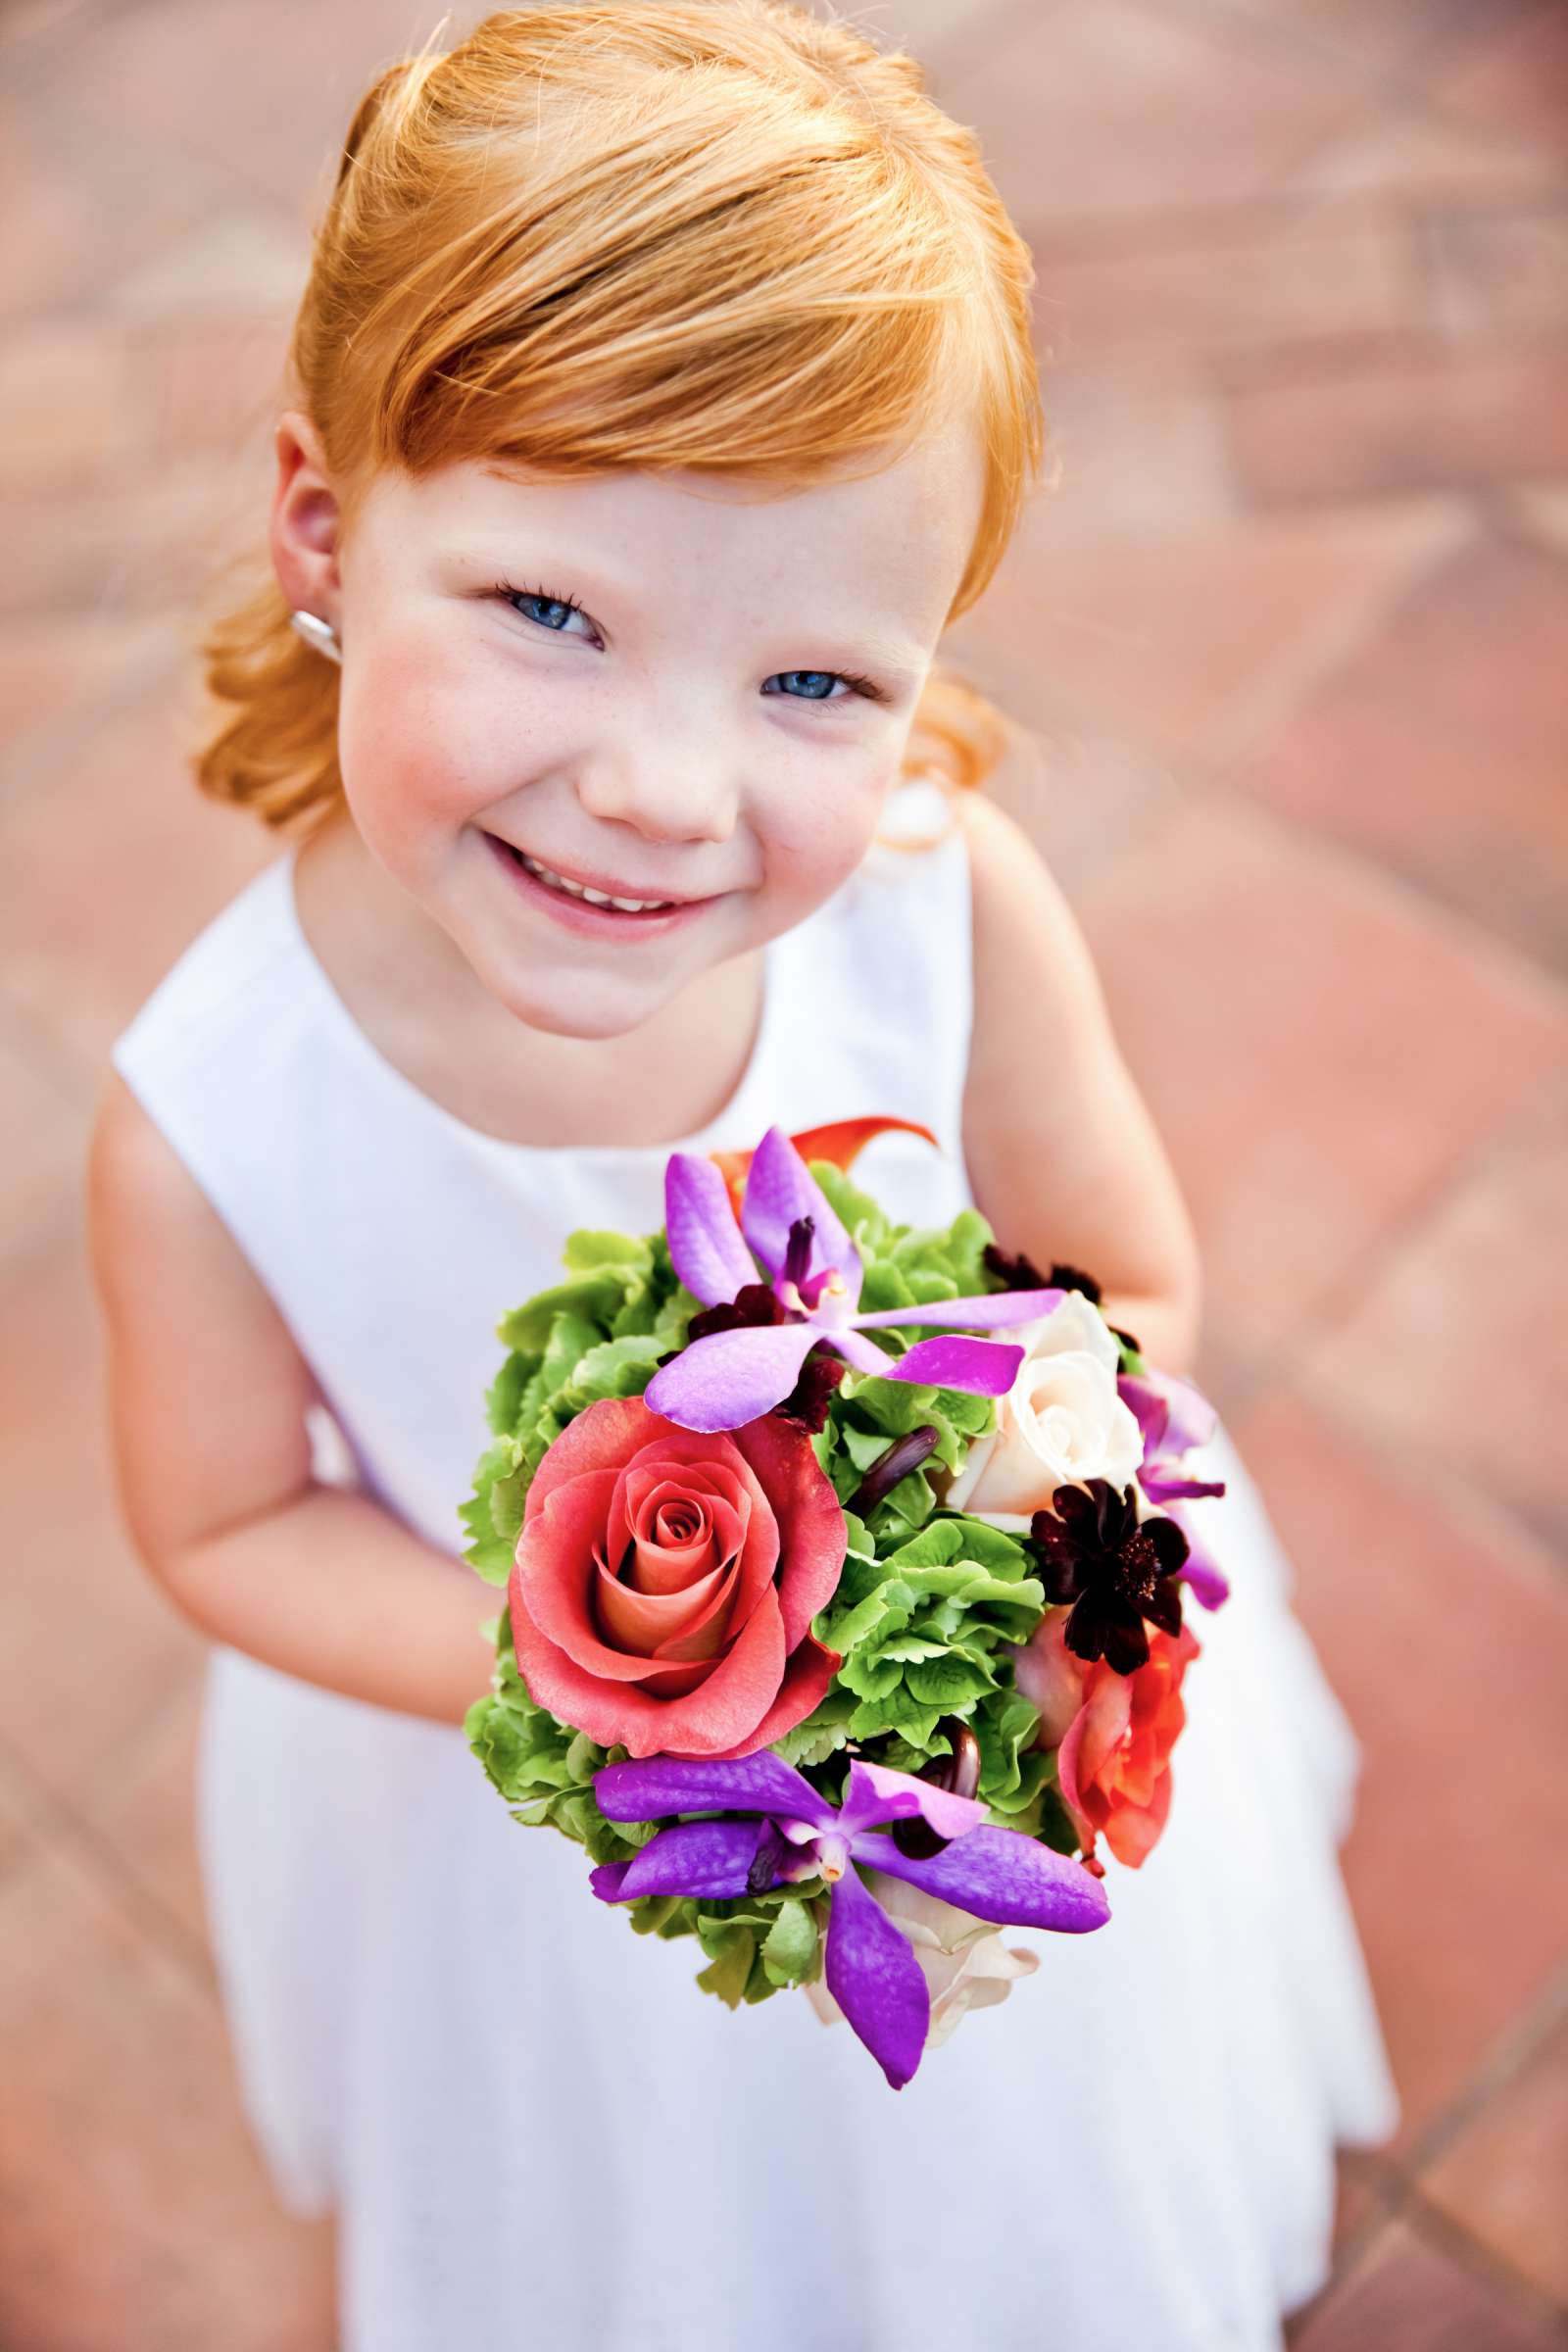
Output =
[
  {"x1": 516, "y1": 850, "x2": 675, "y2": 912},
  {"x1": 483, "y1": 832, "x2": 717, "y2": 926},
  {"x1": 487, "y1": 835, "x2": 678, "y2": 911}
]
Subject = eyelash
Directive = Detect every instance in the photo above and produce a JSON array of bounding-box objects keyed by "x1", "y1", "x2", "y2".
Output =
[
  {"x1": 491, "y1": 578, "x2": 885, "y2": 705},
  {"x1": 495, "y1": 580, "x2": 594, "y2": 636}
]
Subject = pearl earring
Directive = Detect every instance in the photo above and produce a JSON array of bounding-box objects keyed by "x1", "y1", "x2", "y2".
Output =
[{"x1": 289, "y1": 609, "x2": 342, "y2": 664}]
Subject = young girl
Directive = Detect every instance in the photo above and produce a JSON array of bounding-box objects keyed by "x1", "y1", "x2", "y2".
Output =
[{"x1": 89, "y1": 6, "x2": 1397, "y2": 2347}]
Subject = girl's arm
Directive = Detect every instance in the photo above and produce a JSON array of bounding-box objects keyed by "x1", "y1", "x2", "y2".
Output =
[
  {"x1": 956, "y1": 791, "x2": 1203, "y2": 1377},
  {"x1": 87, "y1": 1077, "x2": 497, "y2": 1727}
]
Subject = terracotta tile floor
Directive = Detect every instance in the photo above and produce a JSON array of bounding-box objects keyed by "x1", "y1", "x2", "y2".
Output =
[{"x1": 1, "y1": 0, "x2": 1563, "y2": 2344}]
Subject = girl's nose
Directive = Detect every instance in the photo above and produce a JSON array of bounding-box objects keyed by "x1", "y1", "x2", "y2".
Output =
[{"x1": 572, "y1": 732, "x2": 740, "y2": 847}]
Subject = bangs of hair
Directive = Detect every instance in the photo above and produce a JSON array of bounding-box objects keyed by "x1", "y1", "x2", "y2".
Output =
[{"x1": 302, "y1": 3, "x2": 1039, "y2": 612}]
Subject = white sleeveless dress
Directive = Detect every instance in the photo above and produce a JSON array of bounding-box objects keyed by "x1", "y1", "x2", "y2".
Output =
[{"x1": 111, "y1": 789, "x2": 1397, "y2": 2352}]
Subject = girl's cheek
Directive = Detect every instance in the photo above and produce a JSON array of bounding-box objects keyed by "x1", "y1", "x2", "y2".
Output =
[
  {"x1": 340, "y1": 662, "x2": 514, "y2": 838},
  {"x1": 760, "y1": 760, "x2": 892, "y2": 895}
]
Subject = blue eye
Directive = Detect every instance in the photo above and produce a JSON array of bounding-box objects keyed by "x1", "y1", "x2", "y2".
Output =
[
  {"x1": 494, "y1": 580, "x2": 599, "y2": 643},
  {"x1": 504, "y1": 586, "x2": 589, "y2": 634},
  {"x1": 765, "y1": 670, "x2": 847, "y2": 702}
]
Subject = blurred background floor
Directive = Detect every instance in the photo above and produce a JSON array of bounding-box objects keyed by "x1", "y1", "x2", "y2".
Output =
[{"x1": 1, "y1": 0, "x2": 1565, "y2": 2344}]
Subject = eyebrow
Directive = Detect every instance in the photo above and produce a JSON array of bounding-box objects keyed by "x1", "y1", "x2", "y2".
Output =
[{"x1": 832, "y1": 633, "x2": 928, "y2": 684}]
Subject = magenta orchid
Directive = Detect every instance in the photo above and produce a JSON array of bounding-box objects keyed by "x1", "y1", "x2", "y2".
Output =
[
  {"x1": 589, "y1": 1750, "x2": 1110, "y2": 2087},
  {"x1": 644, "y1": 1126, "x2": 1066, "y2": 1434},
  {"x1": 1120, "y1": 1367, "x2": 1231, "y2": 1609}
]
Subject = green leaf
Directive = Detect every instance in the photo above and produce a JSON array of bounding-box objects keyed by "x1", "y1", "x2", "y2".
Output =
[
  {"x1": 540, "y1": 1307, "x2": 608, "y2": 1395},
  {"x1": 488, "y1": 1447, "x2": 528, "y2": 1545},
  {"x1": 760, "y1": 1898, "x2": 817, "y2": 1987},
  {"x1": 461, "y1": 1437, "x2": 527, "y2": 1585},
  {"x1": 500, "y1": 1277, "x2": 625, "y2": 1355},
  {"x1": 973, "y1": 1687, "x2": 1048, "y2": 1813},
  {"x1": 817, "y1": 1584, "x2": 912, "y2": 1655},
  {"x1": 563, "y1": 1331, "x2": 669, "y2": 1408},
  {"x1": 564, "y1": 1731, "x2": 602, "y2": 1782},
  {"x1": 866, "y1": 1466, "x2": 937, "y2": 1541},
  {"x1": 943, "y1": 1518, "x2": 1036, "y2": 1575},
  {"x1": 839, "y1": 1423, "x2": 895, "y2": 1472},
  {"x1": 875, "y1": 1634, "x2": 954, "y2": 1665},
  {"x1": 624, "y1": 1894, "x2": 688, "y2": 1937},
  {"x1": 1033, "y1": 1785, "x2": 1082, "y2": 1855},
  {"x1": 694, "y1": 1922, "x2": 756, "y2": 2008},
  {"x1": 484, "y1": 1350, "x2": 534, "y2": 1438},
  {"x1": 836, "y1": 1649, "x2": 906, "y2": 1703},
  {"x1": 905, "y1": 1651, "x2": 997, "y2": 1706},
  {"x1": 461, "y1": 1520, "x2": 514, "y2": 1588},
  {"x1": 849, "y1": 1687, "x2": 942, "y2": 1747},
  {"x1": 769, "y1": 1690, "x2": 858, "y2": 1769},
  {"x1": 842, "y1": 1510, "x2": 875, "y2": 1561},
  {"x1": 942, "y1": 1207, "x2": 995, "y2": 1292},
  {"x1": 857, "y1": 1260, "x2": 917, "y2": 1314},
  {"x1": 563, "y1": 1230, "x2": 653, "y2": 1276}
]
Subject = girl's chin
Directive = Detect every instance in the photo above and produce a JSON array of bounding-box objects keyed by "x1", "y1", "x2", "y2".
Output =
[{"x1": 477, "y1": 955, "x2": 677, "y2": 1042}]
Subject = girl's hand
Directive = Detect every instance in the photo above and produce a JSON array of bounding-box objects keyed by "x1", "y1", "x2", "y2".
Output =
[{"x1": 957, "y1": 790, "x2": 1202, "y2": 1377}]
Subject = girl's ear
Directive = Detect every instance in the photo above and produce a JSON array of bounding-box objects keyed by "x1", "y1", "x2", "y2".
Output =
[{"x1": 270, "y1": 409, "x2": 343, "y2": 631}]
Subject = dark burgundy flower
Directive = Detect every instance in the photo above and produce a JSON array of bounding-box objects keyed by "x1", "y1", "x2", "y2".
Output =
[
  {"x1": 776, "y1": 1349, "x2": 846, "y2": 1433},
  {"x1": 1049, "y1": 1260, "x2": 1103, "y2": 1305},
  {"x1": 984, "y1": 1241, "x2": 1052, "y2": 1293},
  {"x1": 985, "y1": 1244, "x2": 1102, "y2": 1305},
  {"x1": 673, "y1": 1265, "x2": 847, "y2": 1432},
  {"x1": 684, "y1": 1282, "x2": 789, "y2": 1343},
  {"x1": 1028, "y1": 1480, "x2": 1188, "y2": 1677}
]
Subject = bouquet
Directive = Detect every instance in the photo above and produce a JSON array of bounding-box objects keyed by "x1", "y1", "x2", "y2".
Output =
[{"x1": 465, "y1": 1119, "x2": 1229, "y2": 2087}]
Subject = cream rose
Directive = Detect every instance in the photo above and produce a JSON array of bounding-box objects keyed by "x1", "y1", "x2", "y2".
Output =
[
  {"x1": 805, "y1": 1873, "x2": 1040, "y2": 2049},
  {"x1": 942, "y1": 1292, "x2": 1145, "y2": 1529}
]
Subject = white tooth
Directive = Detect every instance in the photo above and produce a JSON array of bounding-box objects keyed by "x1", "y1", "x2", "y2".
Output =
[
  {"x1": 523, "y1": 854, "x2": 590, "y2": 902},
  {"x1": 519, "y1": 851, "x2": 670, "y2": 911}
]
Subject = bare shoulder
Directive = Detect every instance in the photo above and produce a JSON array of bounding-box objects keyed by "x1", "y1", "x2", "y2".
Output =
[
  {"x1": 88, "y1": 1075, "x2": 317, "y2": 1571},
  {"x1": 953, "y1": 788, "x2": 1200, "y2": 1327},
  {"x1": 88, "y1": 1073, "x2": 277, "y2": 1312},
  {"x1": 954, "y1": 788, "x2": 1114, "y2": 1111},
  {"x1": 89, "y1": 1070, "x2": 220, "y2": 1254}
]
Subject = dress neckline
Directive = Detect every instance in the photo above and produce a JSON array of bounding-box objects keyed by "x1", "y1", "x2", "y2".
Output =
[{"x1": 274, "y1": 846, "x2": 793, "y2": 1164}]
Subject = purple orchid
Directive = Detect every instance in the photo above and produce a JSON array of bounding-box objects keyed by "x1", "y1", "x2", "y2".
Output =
[
  {"x1": 1120, "y1": 1368, "x2": 1231, "y2": 1609},
  {"x1": 644, "y1": 1126, "x2": 1066, "y2": 1434},
  {"x1": 589, "y1": 1750, "x2": 1110, "y2": 2088}
]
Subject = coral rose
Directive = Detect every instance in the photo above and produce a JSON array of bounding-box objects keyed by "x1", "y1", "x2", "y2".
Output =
[
  {"x1": 1015, "y1": 1604, "x2": 1200, "y2": 1868},
  {"x1": 509, "y1": 1396, "x2": 845, "y2": 1760}
]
